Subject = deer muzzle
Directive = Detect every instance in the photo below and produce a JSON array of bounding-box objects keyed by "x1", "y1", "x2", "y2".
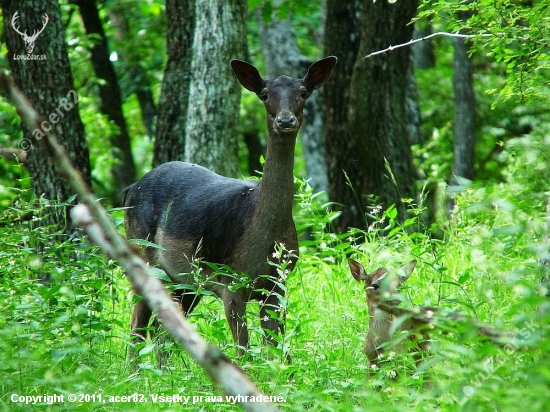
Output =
[{"x1": 275, "y1": 111, "x2": 298, "y2": 132}]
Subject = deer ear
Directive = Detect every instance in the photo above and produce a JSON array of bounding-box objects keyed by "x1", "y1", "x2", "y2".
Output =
[
  {"x1": 303, "y1": 56, "x2": 337, "y2": 91},
  {"x1": 348, "y1": 258, "x2": 368, "y2": 281},
  {"x1": 397, "y1": 260, "x2": 417, "y2": 284},
  {"x1": 231, "y1": 60, "x2": 265, "y2": 94}
]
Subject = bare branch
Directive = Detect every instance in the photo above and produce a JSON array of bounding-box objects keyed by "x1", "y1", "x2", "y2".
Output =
[
  {"x1": 363, "y1": 31, "x2": 496, "y2": 60},
  {"x1": 0, "y1": 72, "x2": 281, "y2": 412}
]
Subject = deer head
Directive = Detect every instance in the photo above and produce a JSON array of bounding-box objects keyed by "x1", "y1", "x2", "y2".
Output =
[
  {"x1": 12, "y1": 11, "x2": 49, "y2": 54},
  {"x1": 348, "y1": 259, "x2": 417, "y2": 312}
]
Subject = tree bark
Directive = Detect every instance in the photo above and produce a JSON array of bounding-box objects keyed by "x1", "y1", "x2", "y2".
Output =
[
  {"x1": 183, "y1": 0, "x2": 246, "y2": 176},
  {"x1": 450, "y1": 30, "x2": 476, "y2": 185},
  {"x1": 412, "y1": 24, "x2": 436, "y2": 70},
  {"x1": 447, "y1": 7, "x2": 476, "y2": 213},
  {"x1": 323, "y1": 0, "x2": 362, "y2": 232},
  {"x1": 154, "y1": 0, "x2": 246, "y2": 176},
  {"x1": 259, "y1": 4, "x2": 328, "y2": 193},
  {"x1": 406, "y1": 65, "x2": 423, "y2": 146},
  {"x1": 1, "y1": 0, "x2": 91, "y2": 233},
  {"x1": 73, "y1": 0, "x2": 136, "y2": 190},
  {"x1": 342, "y1": 0, "x2": 418, "y2": 231},
  {"x1": 153, "y1": 0, "x2": 194, "y2": 166},
  {"x1": 243, "y1": 130, "x2": 263, "y2": 176}
]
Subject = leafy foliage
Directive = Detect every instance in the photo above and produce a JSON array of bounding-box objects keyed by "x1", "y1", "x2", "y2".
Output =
[{"x1": 418, "y1": 0, "x2": 550, "y2": 103}]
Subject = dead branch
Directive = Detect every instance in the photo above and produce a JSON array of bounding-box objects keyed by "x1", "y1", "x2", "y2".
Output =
[
  {"x1": 363, "y1": 31, "x2": 496, "y2": 60},
  {"x1": 0, "y1": 72, "x2": 280, "y2": 412}
]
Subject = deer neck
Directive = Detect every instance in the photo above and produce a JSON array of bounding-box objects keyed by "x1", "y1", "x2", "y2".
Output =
[
  {"x1": 233, "y1": 131, "x2": 296, "y2": 273},
  {"x1": 368, "y1": 304, "x2": 394, "y2": 343},
  {"x1": 256, "y1": 132, "x2": 297, "y2": 226}
]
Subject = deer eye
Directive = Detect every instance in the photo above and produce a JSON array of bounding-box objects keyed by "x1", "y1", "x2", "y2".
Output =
[
  {"x1": 372, "y1": 283, "x2": 380, "y2": 290},
  {"x1": 300, "y1": 88, "x2": 308, "y2": 99},
  {"x1": 259, "y1": 90, "x2": 268, "y2": 101}
]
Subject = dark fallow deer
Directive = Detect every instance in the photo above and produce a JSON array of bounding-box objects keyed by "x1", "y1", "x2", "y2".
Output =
[
  {"x1": 348, "y1": 258, "x2": 428, "y2": 374},
  {"x1": 124, "y1": 56, "x2": 337, "y2": 359}
]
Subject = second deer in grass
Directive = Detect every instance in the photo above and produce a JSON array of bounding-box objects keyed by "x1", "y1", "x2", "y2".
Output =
[{"x1": 348, "y1": 258, "x2": 428, "y2": 372}]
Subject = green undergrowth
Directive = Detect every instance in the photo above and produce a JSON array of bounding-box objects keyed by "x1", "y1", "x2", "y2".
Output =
[{"x1": 0, "y1": 144, "x2": 549, "y2": 411}]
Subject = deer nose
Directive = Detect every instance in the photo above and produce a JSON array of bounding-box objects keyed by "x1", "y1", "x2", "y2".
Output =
[{"x1": 276, "y1": 112, "x2": 298, "y2": 129}]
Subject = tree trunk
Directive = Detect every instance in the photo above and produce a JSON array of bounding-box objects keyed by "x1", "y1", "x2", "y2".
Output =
[
  {"x1": 447, "y1": 7, "x2": 476, "y2": 213},
  {"x1": 406, "y1": 65, "x2": 423, "y2": 146},
  {"x1": 73, "y1": 0, "x2": 136, "y2": 191},
  {"x1": 323, "y1": 0, "x2": 363, "y2": 233},
  {"x1": 243, "y1": 130, "x2": 263, "y2": 176},
  {"x1": 130, "y1": 65, "x2": 157, "y2": 138},
  {"x1": 337, "y1": 0, "x2": 418, "y2": 232},
  {"x1": 153, "y1": 0, "x2": 194, "y2": 166},
  {"x1": 412, "y1": 24, "x2": 435, "y2": 70},
  {"x1": 154, "y1": 0, "x2": 246, "y2": 176},
  {"x1": 300, "y1": 92, "x2": 327, "y2": 194},
  {"x1": 450, "y1": 29, "x2": 476, "y2": 186},
  {"x1": 259, "y1": 3, "x2": 328, "y2": 193},
  {"x1": 1, "y1": 0, "x2": 91, "y2": 233},
  {"x1": 183, "y1": 0, "x2": 246, "y2": 176}
]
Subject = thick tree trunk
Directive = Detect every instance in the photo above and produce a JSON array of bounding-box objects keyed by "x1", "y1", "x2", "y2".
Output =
[
  {"x1": 73, "y1": 0, "x2": 136, "y2": 191},
  {"x1": 337, "y1": 0, "x2": 418, "y2": 232},
  {"x1": 154, "y1": 0, "x2": 246, "y2": 176},
  {"x1": 300, "y1": 93, "x2": 327, "y2": 193},
  {"x1": 323, "y1": 0, "x2": 362, "y2": 232},
  {"x1": 153, "y1": 0, "x2": 194, "y2": 166},
  {"x1": 1, "y1": 0, "x2": 91, "y2": 233},
  {"x1": 183, "y1": 0, "x2": 246, "y2": 176},
  {"x1": 259, "y1": 5, "x2": 328, "y2": 193}
]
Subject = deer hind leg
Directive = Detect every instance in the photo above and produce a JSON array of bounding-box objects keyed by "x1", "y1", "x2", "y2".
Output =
[
  {"x1": 173, "y1": 286, "x2": 203, "y2": 316},
  {"x1": 150, "y1": 287, "x2": 204, "y2": 367},
  {"x1": 130, "y1": 300, "x2": 169, "y2": 367},
  {"x1": 127, "y1": 245, "x2": 163, "y2": 360}
]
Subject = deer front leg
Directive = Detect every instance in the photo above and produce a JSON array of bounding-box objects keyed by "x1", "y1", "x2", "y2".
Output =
[
  {"x1": 223, "y1": 289, "x2": 249, "y2": 357},
  {"x1": 260, "y1": 290, "x2": 291, "y2": 362}
]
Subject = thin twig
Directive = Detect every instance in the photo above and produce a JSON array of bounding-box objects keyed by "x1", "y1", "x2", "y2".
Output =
[
  {"x1": 363, "y1": 31, "x2": 497, "y2": 59},
  {"x1": 0, "y1": 72, "x2": 281, "y2": 412}
]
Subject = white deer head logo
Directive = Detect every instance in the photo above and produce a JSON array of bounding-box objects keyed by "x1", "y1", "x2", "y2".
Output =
[{"x1": 11, "y1": 11, "x2": 49, "y2": 54}]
